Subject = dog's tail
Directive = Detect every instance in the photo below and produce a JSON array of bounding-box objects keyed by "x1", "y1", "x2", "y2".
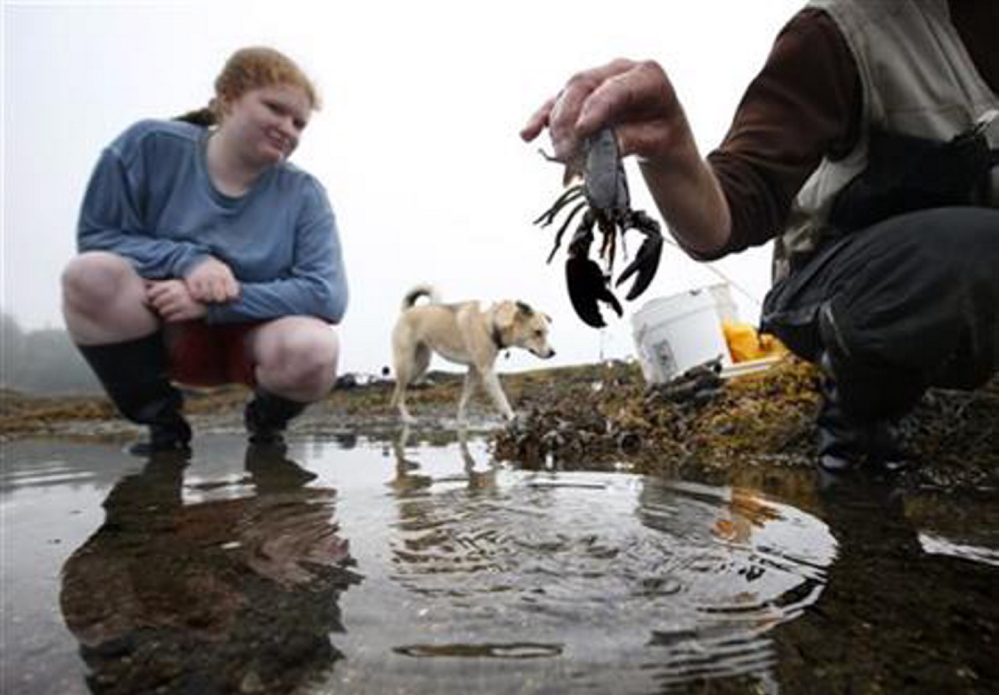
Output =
[{"x1": 401, "y1": 284, "x2": 442, "y2": 311}]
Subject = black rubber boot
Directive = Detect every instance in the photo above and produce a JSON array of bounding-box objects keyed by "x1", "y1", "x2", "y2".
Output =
[
  {"x1": 816, "y1": 351, "x2": 910, "y2": 473},
  {"x1": 815, "y1": 303, "x2": 920, "y2": 473},
  {"x1": 77, "y1": 333, "x2": 192, "y2": 456},
  {"x1": 243, "y1": 390, "x2": 308, "y2": 445}
]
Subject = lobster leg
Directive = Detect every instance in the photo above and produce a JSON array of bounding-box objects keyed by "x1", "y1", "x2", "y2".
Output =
[
  {"x1": 546, "y1": 200, "x2": 588, "y2": 264},
  {"x1": 533, "y1": 185, "x2": 584, "y2": 226},
  {"x1": 614, "y1": 211, "x2": 664, "y2": 301}
]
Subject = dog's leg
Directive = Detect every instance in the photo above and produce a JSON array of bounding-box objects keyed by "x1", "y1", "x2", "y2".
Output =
[
  {"x1": 391, "y1": 379, "x2": 416, "y2": 424},
  {"x1": 458, "y1": 368, "x2": 482, "y2": 425},
  {"x1": 391, "y1": 342, "x2": 431, "y2": 425},
  {"x1": 412, "y1": 343, "x2": 432, "y2": 385},
  {"x1": 391, "y1": 353, "x2": 417, "y2": 426},
  {"x1": 480, "y1": 369, "x2": 515, "y2": 421}
]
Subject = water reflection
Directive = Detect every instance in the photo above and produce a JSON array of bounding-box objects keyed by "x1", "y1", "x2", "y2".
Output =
[
  {"x1": 770, "y1": 473, "x2": 999, "y2": 692},
  {"x1": 390, "y1": 426, "x2": 498, "y2": 495},
  {"x1": 59, "y1": 445, "x2": 360, "y2": 694},
  {"x1": 380, "y1": 432, "x2": 834, "y2": 690},
  {"x1": 4, "y1": 433, "x2": 991, "y2": 694}
]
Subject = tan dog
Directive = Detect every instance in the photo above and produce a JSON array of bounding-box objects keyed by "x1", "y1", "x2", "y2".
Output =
[{"x1": 390, "y1": 285, "x2": 555, "y2": 424}]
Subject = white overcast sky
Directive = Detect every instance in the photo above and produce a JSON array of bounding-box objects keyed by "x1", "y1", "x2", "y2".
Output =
[{"x1": 3, "y1": 0, "x2": 805, "y2": 375}]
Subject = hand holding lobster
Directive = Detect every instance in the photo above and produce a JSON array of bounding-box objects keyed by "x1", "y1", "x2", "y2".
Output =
[{"x1": 522, "y1": 59, "x2": 732, "y2": 327}]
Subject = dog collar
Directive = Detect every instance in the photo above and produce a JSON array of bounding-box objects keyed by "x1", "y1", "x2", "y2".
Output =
[{"x1": 491, "y1": 324, "x2": 506, "y2": 350}]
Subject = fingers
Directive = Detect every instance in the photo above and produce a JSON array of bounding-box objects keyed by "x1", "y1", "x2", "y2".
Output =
[
  {"x1": 185, "y1": 257, "x2": 239, "y2": 303},
  {"x1": 547, "y1": 59, "x2": 637, "y2": 160},
  {"x1": 195, "y1": 274, "x2": 238, "y2": 303},
  {"x1": 554, "y1": 58, "x2": 637, "y2": 134},
  {"x1": 146, "y1": 280, "x2": 207, "y2": 322},
  {"x1": 576, "y1": 61, "x2": 671, "y2": 138},
  {"x1": 522, "y1": 61, "x2": 633, "y2": 158},
  {"x1": 522, "y1": 59, "x2": 678, "y2": 162},
  {"x1": 520, "y1": 96, "x2": 557, "y2": 142},
  {"x1": 145, "y1": 281, "x2": 184, "y2": 319}
]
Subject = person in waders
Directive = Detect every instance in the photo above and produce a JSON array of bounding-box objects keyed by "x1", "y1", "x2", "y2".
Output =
[
  {"x1": 62, "y1": 46, "x2": 348, "y2": 455},
  {"x1": 522, "y1": 0, "x2": 997, "y2": 472}
]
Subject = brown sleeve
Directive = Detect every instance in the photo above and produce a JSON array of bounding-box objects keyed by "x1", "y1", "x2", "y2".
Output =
[{"x1": 703, "y1": 9, "x2": 861, "y2": 259}]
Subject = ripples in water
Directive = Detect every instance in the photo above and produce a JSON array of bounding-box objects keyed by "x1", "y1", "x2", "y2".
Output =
[{"x1": 384, "y1": 470, "x2": 835, "y2": 686}]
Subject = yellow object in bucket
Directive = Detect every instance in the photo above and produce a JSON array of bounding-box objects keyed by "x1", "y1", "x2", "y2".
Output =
[{"x1": 721, "y1": 321, "x2": 787, "y2": 363}]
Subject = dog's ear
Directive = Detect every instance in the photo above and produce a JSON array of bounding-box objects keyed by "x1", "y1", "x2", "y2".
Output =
[
  {"x1": 544, "y1": 313, "x2": 553, "y2": 324},
  {"x1": 515, "y1": 301, "x2": 534, "y2": 316},
  {"x1": 494, "y1": 301, "x2": 518, "y2": 330}
]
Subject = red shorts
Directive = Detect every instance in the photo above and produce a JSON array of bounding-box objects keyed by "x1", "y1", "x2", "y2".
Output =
[{"x1": 166, "y1": 321, "x2": 258, "y2": 387}]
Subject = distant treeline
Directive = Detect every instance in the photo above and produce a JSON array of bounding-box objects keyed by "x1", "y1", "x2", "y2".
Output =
[{"x1": 1, "y1": 313, "x2": 101, "y2": 395}]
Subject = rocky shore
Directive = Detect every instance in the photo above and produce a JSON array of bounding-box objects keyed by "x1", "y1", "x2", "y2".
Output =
[{"x1": 3, "y1": 358, "x2": 997, "y2": 492}]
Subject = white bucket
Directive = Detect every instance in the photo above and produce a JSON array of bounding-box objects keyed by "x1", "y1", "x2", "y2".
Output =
[{"x1": 631, "y1": 287, "x2": 732, "y2": 384}]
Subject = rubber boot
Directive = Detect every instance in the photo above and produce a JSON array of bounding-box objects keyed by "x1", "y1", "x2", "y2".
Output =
[
  {"x1": 77, "y1": 333, "x2": 192, "y2": 456},
  {"x1": 243, "y1": 389, "x2": 308, "y2": 445},
  {"x1": 816, "y1": 352, "x2": 910, "y2": 473},
  {"x1": 815, "y1": 304, "x2": 920, "y2": 472},
  {"x1": 816, "y1": 367, "x2": 867, "y2": 472}
]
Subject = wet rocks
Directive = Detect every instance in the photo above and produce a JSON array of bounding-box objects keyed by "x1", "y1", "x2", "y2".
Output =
[
  {"x1": 2, "y1": 356, "x2": 996, "y2": 492},
  {"x1": 493, "y1": 357, "x2": 999, "y2": 492}
]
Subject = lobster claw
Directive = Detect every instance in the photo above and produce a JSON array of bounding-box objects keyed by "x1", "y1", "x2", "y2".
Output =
[
  {"x1": 615, "y1": 232, "x2": 664, "y2": 301},
  {"x1": 566, "y1": 255, "x2": 623, "y2": 328}
]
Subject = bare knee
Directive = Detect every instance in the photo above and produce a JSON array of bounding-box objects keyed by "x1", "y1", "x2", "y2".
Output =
[
  {"x1": 256, "y1": 323, "x2": 339, "y2": 401},
  {"x1": 61, "y1": 253, "x2": 156, "y2": 343},
  {"x1": 62, "y1": 252, "x2": 140, "y2": 314}
]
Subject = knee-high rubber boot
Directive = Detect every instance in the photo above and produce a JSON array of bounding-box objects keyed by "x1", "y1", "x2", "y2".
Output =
[
  {"x1": 243, "y1": 389, "x2": 308, "y2": 445},
  {"x1": 816, "y1": 351, "x2": 910, "y2": 473},
  {"x1": 814, "y1": 304, "x2": 922, "y2": 473},
  {"x1": 77, "y1": 333, "x2": 192, "y2": 455}
]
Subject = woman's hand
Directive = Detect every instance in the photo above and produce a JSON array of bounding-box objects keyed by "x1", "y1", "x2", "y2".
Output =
[
  {"x1": 185, "y1": 256, "x2": 240, "y2": 303},
  {"x1": 146, "y1": 280, "x2": 208, "y2": 322}
]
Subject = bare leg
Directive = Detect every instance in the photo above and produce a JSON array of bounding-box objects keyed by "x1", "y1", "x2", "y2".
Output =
[
  {"x1": 61, "y1": 252, "x2": 189, "y2": 453},
  {"x1": 246, "y1": 316, "x2": 339, "y2": 403},
  {"x1": 61, "y1": 252, "x2": 160, "y2": 344}
]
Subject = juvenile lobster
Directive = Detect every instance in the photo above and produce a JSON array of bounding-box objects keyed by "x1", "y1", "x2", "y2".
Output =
[{"x1": 534, "y1": 128, "x2": 664, "y2": 328}]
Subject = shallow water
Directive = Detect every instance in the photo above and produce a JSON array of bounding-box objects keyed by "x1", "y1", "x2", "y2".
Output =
[{"x1": 2, "y1": 432, "x2": 996, "y2": 694}]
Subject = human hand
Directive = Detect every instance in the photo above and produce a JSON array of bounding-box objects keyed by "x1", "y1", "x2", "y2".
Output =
[
  {"x1": 520, "y1": 58, "x2": 690, "y2": 166},
  {"x1": 523, "y1": 58, "x2": 729, "y2": 257},
  {"x1": 145, "y1": 280, "x2": 208, "y2": 322},
  {"x1": 185, "y1": 256, "x2": 240, "y2": 303}
]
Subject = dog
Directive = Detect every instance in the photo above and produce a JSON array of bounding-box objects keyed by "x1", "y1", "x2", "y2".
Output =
[{"x1": 390, "y1": 285, "x2": 555, "y2": 424}]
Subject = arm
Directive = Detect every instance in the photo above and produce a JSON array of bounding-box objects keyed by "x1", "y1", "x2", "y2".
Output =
[
  {"x1": 206, "y1": 182, "x2": 349, "y2": 324},
  {"x1": 706, "y1": 10, "x2": 860, "y2": 257},
  {"x1": 77, "y1": 147, "x2": 211, "y2": 278}
]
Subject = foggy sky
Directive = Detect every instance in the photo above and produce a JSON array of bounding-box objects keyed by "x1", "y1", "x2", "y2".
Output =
[{"x1": 3, "y1": 0, "x2": 802, "y2": 375}]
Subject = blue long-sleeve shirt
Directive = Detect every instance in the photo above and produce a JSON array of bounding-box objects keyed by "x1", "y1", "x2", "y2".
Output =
[{"x1": 77, "y1": 119, "x2": 348, "y2": 324}]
